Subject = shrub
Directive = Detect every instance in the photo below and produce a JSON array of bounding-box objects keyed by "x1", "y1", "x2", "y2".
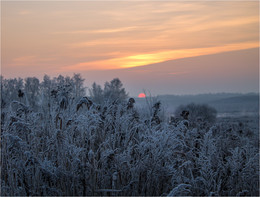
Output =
[{"x1": 174, "y1": 103, "x2": 217, "y2": 126}]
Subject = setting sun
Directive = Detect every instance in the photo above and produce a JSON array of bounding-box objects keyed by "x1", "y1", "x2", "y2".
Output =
[{"x1": 138, "y1": 93, "x2": 146, "y2": 98}]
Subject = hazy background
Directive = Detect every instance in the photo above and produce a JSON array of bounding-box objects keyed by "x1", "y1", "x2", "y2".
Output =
[{"x1": 1, "y1": 0, "x2": 259, "y2": 97}]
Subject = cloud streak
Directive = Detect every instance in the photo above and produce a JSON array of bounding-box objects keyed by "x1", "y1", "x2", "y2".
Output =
[
  {"x1": 62, "y1": 41, "x2": 259, "y2": 71},
  {"x1": 54, "y1": 26, "x2": 138, "y2": 34}
]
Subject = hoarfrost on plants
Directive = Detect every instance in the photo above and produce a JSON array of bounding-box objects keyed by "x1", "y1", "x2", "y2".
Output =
[{"x1": 1, "y1": 74, "x2": 259, "y2": 196}]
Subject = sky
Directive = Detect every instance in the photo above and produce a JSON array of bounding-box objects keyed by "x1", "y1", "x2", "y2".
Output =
[{"x1": 1, "y1": 0, "x2": 259, "y2": 96}]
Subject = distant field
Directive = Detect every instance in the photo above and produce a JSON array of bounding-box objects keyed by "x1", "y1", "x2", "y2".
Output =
[
  {"x1": 135, "y1": 93, "x2": 259, "y2": 117},
  {"x1": 217, "y1": 114, "x2": 259, "y2": 146}
]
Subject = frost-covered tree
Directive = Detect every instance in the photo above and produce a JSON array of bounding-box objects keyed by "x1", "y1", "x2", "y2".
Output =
[
  {"x1": 104, "y1": 78, "x2": 128, "y2": 103},
  {"x1": 24, "y1": 77, "x2": 40, "y2": 109},
  {"x1": 89, "y1": 78, "x2": 128, "y2": 104},
  {"x1": 89, "y1": 82, "x2": 103, "y2": 104},
  {"x1": 1, "y1": 76, "x2": 24, "y2": 106},
  {"x1": 72, "y1": 73, "x2": 86, "y2": 101},
  {"x1": 40, "y1": 75, "x2": 52, "y2": 106}
]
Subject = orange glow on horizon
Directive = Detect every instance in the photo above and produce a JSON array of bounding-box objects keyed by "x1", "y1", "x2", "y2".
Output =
[
  {"x1": 62, "y1": 41, "x2": 259, "y2": 72},
  {"x1": 138, "y1": 93, "x2": 146, "y2": 98}
]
